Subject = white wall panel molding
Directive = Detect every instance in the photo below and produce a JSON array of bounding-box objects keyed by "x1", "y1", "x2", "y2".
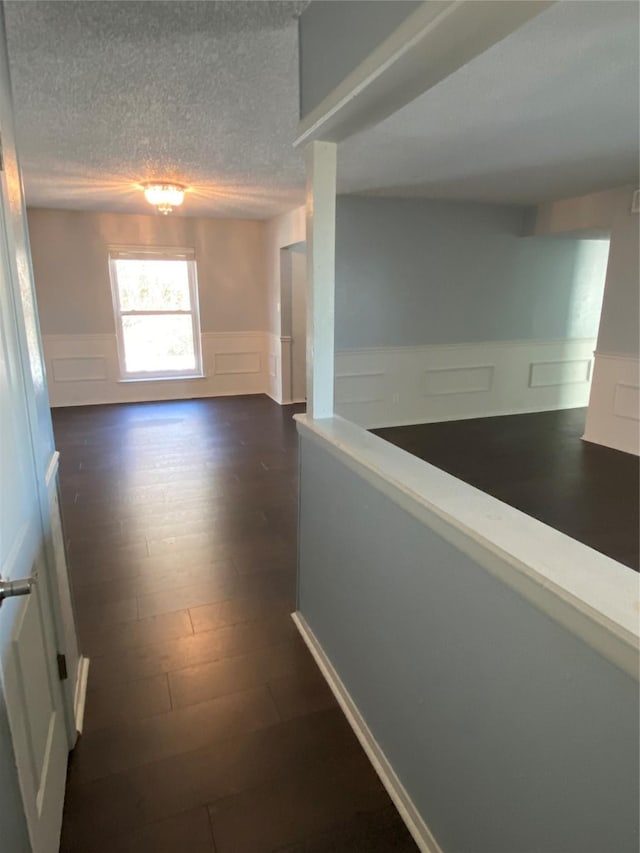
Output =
[
  {"x1": 613, "y1": 384, "x2": 640, "y2": 422},
  {"x1": 212, "y1": 352, "x2": 261, "y2": 376},
  {"x1": 51, "y1": 356, "x2": 108, "y2": 383},
  {"x1": 335, "y1": 338, "x2": 597, "y2": 428},
  {"x1": 528, "y1": 358, "x2": 592, "y2": 389},
  {"x1": 424, "y1": 364, "x2": 494, "y2": 396},
  {"x1": 584, "y1": 352, "x2": 640, "y2": 456},
  {"x1": 43, "y1": 332, "x2": 271, "y2": 407}
]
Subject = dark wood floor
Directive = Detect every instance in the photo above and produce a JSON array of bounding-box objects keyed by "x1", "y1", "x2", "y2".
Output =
[
  {"x1": 374, "y1": 407, "x2": 639, "y2": 572},
  {"x1": 53, "y1": 396, "x2": 417, "y2": 853}
]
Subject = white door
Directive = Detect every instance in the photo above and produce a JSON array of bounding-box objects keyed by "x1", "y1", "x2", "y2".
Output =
[
  {"x1": 291, "y1": 250, "x2": 307, "y2": 402},
  {"x1": 0, "y1": 192, "x2": 69, "y2": 851}
]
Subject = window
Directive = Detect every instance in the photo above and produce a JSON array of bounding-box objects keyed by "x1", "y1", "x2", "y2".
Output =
[{"x1": 109, "y1": 247, "x2": 202, "y2": 380}]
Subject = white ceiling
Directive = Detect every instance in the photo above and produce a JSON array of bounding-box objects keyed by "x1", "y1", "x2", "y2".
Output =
[
  {"x1": 338, "y1": 1, "x2": 640, "y2": 204},
  {"x1": 5, "y1": 1, "x2": 639, "y2": 218},
  {"x1": 4, "y1": 1, "x2": 308, "y2": 219}
]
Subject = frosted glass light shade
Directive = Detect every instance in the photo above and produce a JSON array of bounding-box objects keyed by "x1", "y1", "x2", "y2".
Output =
[{"x1": 143, "y1": 183, "x2": 185, "y2": 214}]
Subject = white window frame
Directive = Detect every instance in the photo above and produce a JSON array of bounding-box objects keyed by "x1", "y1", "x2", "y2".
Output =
[{"x1": 108, "y1": 246, "x2": 203, "y2": 381}]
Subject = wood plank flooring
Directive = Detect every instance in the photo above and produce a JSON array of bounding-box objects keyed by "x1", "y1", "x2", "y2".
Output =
[
  {"x1": 374, "y1": 407, "x2": 639, "y2": 572},
  {"x1": 53, "y1": 396, "x2": 417, "y2": 853}
]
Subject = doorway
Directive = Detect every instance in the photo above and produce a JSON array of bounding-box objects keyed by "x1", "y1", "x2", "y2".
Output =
[{"x1": 280, "y1": 242, "x2": 307, "y2": 404}]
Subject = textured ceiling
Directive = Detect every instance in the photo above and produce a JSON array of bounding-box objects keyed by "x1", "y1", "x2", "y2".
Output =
[
  {"x1": 338, "y1": 1, "x2": 640, "y2": 204},
  {"x1": 6, "y1": 1, "x2": 639, "y2": 217},
  {"x1": 5, "y1": 1, "x2": 308, "y2": 218}
]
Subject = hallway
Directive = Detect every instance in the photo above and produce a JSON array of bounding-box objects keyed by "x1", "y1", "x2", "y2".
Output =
[{"x1": 53, "y1": 396, "x2": 416, "y2": 853}]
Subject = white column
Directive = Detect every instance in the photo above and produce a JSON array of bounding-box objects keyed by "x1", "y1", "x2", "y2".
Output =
[{"x1": 305, "y1": 140, "x2": 337, "y2": 419}]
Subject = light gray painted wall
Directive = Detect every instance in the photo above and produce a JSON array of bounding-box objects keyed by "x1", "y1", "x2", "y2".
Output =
[
  {"x1": 298, "y1": 435, "x2": 639, "y2": 853},
  {"x1": 335, "y1": 197, "x2": 610, "y2": 350},
  {"x1": 596, "y1": 194, "x2": 639, "y2": 356},
  {"x1": 27, "y1": 208, "x2": 268, "y2": 336},
  {"x1": 299, "y1": 1, "x2": 421, "y2": 117}
]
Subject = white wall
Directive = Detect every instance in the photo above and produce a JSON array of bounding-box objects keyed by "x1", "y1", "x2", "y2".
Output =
[
  {"x1": 334, "y1": 196, "x2": 609, "y2": 427},
  {"x1": 28, "y1": 208, "x2": 272, "y2": 406},
  {"x1": 583, "y1": 187, "x2": 640, "y2": 455},
  {"x1": 264, "y1": 205, "x2": 305, "y2": 402}
]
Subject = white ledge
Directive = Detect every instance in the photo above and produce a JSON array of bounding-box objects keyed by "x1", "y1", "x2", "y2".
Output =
[
  {"x1": 295, "y1": 414, "x2": 639, "y2": 677},
  {"x1": 117, "y1": 374, "x2": 206, "y2": 383}
]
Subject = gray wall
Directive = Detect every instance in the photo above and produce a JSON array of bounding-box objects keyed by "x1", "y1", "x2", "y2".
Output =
[
  {"x1": 335, "y1": 197, "x2": 610, "y2": 350},
  {"x1": 299, "y1": 1, "x2": 420, "y2": 117},
  {"x1": 298, "y1": 435, "x2": 639, "y2": 853},
  {"x1": 27, "y1": 208, "x2": 268, "y2": 336}
]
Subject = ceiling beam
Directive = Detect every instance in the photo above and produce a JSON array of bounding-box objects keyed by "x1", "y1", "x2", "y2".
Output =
[{"x1": 294, "y1": 0, "x2": 554, "y2": 148}]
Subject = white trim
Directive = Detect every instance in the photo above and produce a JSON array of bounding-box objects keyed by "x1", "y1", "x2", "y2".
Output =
[
  {"x1": 305, "y1": 141, "x2": 336, "y2": 418},
  {"x1": 107, "y1": 244, "x2": 195, "y2": 260},
  {"x1": 292, "y1": 612, "x2": 442, "y2": 853},
  {"x1": 201, "y1": 330, "x2": 266, "y2": 340},
  {"x1": 338, "y1": 337, "x2": 597, "y2": 355},
  {"x1": 584, "y1": 353, "x2": 640, "y2": 455},
  {"x1": 295, "y1": 414, "x2": 639, "y2": 679},
  {"x1": 44, "y1": 451, "x2": 59, "y2": 489},
  {"x1": 295, "y1": 0, "x2": 551, "y2": 146},
  {"x1": 43, "y1": 333, "x2": 115, "y2": 343},
  {"x1": 108, "y1": 248, "x2": 203, "y2": 381},
  {"x1": 73, "y1": 656, "x2": 90, "y2": 736},
  {"x1": 593, "y1": 350, "x2": 640, "y2": 364},
  {"x1": 117, "y1": 374, "x2": 206, "y2": 384}
]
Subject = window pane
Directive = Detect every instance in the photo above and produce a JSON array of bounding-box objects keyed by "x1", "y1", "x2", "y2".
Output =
[
  {"x1": 122, "y1": 315, "x2": 196, "y2": 374},
  {"x1": 115, "y1": 259, "x2": 191, "y2": 311}
]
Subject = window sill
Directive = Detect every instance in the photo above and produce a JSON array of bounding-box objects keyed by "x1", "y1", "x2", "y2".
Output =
[{"x1": 118, "y1": 374, "x2": 206, "y2": 383}]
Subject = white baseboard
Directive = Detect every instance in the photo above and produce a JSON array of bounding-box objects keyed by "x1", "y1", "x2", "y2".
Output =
[
  {"x1": 291, "y1": 611, "x2": 442, "y2": 853},
  {"x1": 584, "y1": 352, "x2": 639, "y2": 455},
  {"x1": 334, "y1": 338, "x2": 597, "y2": 428},
  {"x1": 73, "y1": 655, "x2": 90, "y2": 736},
  {"x1": 42, "y1": 332, "x2": 271, "y2": 407}
]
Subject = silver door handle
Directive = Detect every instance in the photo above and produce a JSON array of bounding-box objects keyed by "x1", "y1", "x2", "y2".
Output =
[{"x1": 0, "y1": 577, "x2": 35, "y2": 601}]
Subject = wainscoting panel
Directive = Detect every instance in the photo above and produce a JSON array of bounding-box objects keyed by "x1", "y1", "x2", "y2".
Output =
[
  {"x1": 424, "y1": 364, "x2": 494, "y2": 396},
  {"x1": 213, "y1": 351, "x2": 261, "y2": 376},
  {"x1": 335, "y1": 372, "x2": 385, "y2": 405},
  {"x1": 51, "y1": 357, "x2": 108, "y2": 383},
  {"x1": 335, "y1": 338, "x2": 597, "y2": 428},
  {"x1": 43, "y1": 332, "x2": 270, "y2": 407},
  {"x1": 584, "y1": 352, "x2": 640, "y2": 455},
  {"x1": 614, "y1": 383, "x2": 640, "y2": 422},
  {"x1": 529, "y1": 359, "x2": 592, "y2": 388}
]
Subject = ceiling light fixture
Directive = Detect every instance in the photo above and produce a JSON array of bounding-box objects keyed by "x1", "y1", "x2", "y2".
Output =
[{"x1": 143, "y1": 182, "x2": 185, "y2": 215}]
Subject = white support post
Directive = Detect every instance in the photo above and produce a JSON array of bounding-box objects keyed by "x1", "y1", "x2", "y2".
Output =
[{"x1": 305, "y1": 140, "x2": 337, "y2": 419}]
